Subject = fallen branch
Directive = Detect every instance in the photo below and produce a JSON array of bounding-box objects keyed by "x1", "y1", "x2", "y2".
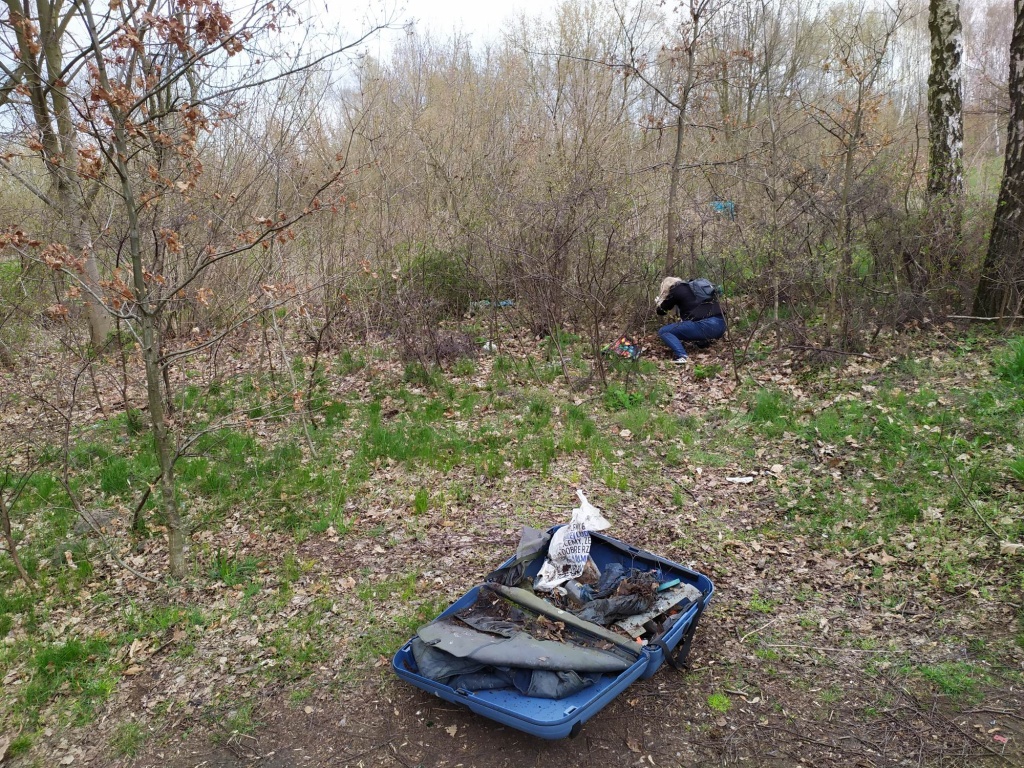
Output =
[{"x1": 947, "y1": 315, "x2": 1024, "y2": 322}]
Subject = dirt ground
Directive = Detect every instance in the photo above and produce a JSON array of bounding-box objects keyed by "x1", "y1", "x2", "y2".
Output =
[
  {"x1": 125, "y1": 617, "x2": 1024, "y2": 768},
  {"x1": 120, "y1": 536, "x2": 1024, "y2": 768}
]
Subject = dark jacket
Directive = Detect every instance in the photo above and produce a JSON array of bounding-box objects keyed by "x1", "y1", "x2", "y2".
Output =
[{"x1": 656, "y1": 282, "x2": 724, "y2": 322}]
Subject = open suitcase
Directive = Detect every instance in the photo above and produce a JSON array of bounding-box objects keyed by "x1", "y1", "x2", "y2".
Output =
[{"x1": 392, "y1": 528, "x2": 714, "y2": 739}]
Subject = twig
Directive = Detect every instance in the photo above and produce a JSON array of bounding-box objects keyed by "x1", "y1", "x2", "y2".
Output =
[
  {"x1": 762, "y1": 644, "x2": 890, "y2": 654},
  {"x1": 841, "y1": 542, "x2": 884, "y2": 572},
  {"x1": 0, "y1": 470, "x2": 34, "y2": 588},
  {"x1": 942, "y1": 451, "x2": 1002, "y2": 541},
  {"x1": 740, "y1": 616, "x2": 784, "y2": 643},
  {"x1": 342, "y1": 737, "x2": 397, "y2": 761},
  {"x1": 131, "y1": 473, "x2": 162, "y2": 531},
  {"x1": 784, "y1": 345, "x2": 882, "y2": 361},
  {"x1": 269, "y1": 307, "x2": 317, "y2": 459},
  {"x1": 965, "y1": 709, "x2": 1024, "y2": 722},
  {"x1": 724, "y1": 688, "x2": 752, "y2": 698},
  {"x1": 754, "y1": 724, "x2": 843, "y2": 751},
  {"x1": 663, "y1": 470, "x2": 698, "y2": 500},
  {"x1": 58, "y1": 478, "x2": 159, "y2": 584}
]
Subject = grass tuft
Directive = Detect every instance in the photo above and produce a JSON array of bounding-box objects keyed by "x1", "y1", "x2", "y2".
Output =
[
  {"x1": 707, "y1": 692, "x2": 731, "y2": 713},
  {"x1": 995, "y1": 337, "x2": 1024, "y2": 384},
  {"x1": 111, "y1": 721, "x2": 146, "y2": 758}
]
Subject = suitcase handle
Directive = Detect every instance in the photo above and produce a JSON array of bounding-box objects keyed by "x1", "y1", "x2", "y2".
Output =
[{"x1": 651, "y1": 591, "x2": 708, "y2": 671}]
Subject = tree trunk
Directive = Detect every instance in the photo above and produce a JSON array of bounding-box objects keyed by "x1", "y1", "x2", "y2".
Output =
[
  {"x1": 974, "y1": 0, "x2": 1024, "y2": 319},
  {"x1": 664, "y1": 2, "x2": 700, "y2": 277},
  {"x1": 6, "y1": 0, "x2": 112, "y2": 348},
  {"x1": 68, "y1": 201, "x2": 113, "y2": 348},
  {"x1": 666, "y1": 111, "x2": 685, "y2": 276},
  {"x1": 0, "y1": 486, "x2": 33, "y2": 588},
  {"x1": 140, "y1": 308, "x2": 186, "y2": 577},
  {"x1": 927, "y1": 0, "x2": 964, "y2": 199},
  {"x1": 128, "y1": 181, "x2": 185, "y2": 577},
  {"x1": 78, "y1": 0, "x2": 187, "y2": 576},
  {"x1": 837, "y1": 101, "x2": 864, "y2": 349}
]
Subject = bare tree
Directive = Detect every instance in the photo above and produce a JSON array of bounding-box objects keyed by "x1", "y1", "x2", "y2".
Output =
[
  {"x1": 3, "y1": 2, "x2": 385, "y2": 576},
  {"x1": 1, "y1": 0, "x2": 113, "y2": 347},
  {"x1": 615, "y1": 0, "x2": 727, "y2": 276}
]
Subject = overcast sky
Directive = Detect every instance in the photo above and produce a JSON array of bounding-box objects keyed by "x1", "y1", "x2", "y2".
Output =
[
  {"x1": 313, "y1": 0, "x2": 557, "y2": 55},
  {"x1": 398, "y1": 0, "x2": 554, "y2": 39}
]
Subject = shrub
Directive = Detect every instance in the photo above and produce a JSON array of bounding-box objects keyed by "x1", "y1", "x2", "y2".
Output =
[{"x1": 404, "y1": 247, "x2": 482, "y2": 319}]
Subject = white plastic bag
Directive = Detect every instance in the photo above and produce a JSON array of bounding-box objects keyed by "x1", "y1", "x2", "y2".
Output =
[{"x1": 534, "y1": 490, "x2": 610, "y2": 591}]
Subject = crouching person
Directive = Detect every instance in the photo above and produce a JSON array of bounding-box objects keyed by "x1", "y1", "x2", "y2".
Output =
[{"x1": 655, "y1": 277, "x2": 726, "y2": 364}]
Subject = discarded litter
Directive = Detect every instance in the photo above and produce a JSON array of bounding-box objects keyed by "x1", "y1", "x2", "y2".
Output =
[
  {"x1": 392, "y1": 492, "x2": 714, "y2": 739},
  {"x1": 601, "y1": 335, "x2": 641, "y2": 360},
  {"x1": 534, "y1": 490, "x2": 609, "y2": 591}
]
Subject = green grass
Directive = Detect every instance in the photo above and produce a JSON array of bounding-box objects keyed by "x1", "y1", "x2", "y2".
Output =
[
  {"x1": 280, "y1": 553, "x2": 302, "y2": 583},
  {"x1": 208, "y1": 549, "x2": 261, "y2": 587},
  {"x1": 345, "y1": 573, "x2": 451, "y2": 663},
  {"x1": 5, "y1": 327, "x2": 1024, "y2": 756},
  {"x1": 748, "y1": 388, "x2": 793, "y2": 437},
  {"x1": 0, "y1": 591, "x2": 37, "y2": 637},
  {"x1": 602, "y1": 383, "x2": 646, "y2": 411},
  {"x1": 995, "y1": 337, "x2": 1024, "y2": 384},
  {"x1": 916, "y1": 662, "x2": 986, "y2": 703},
  {"x1": 707, "y1": 692, "x2": 731, "y2": 713},
  {"x1": 99, "y1": 456, "x2": 132, "y2": 495},
  {"x1": 413, "y1": 488, "x2": 430, "y2": 515},
  {"x1": 748, "y1": 591, "x2": 775, "y2": 613},
  {"x1": 21, "y1": 636, "x2": 115, "y2": 724},
  {"x1": 451, "y1": 358, "x2": 476, "y2": 377},
  {"x1": 403, "y1": 362, "x2": 444, "y2": 388},
  {"x1": 120, "y1": 602, "x2": 205, "y2": 639},
  {"x1": 818, "y1": 686, "x2": 843, "y2": 704},
  {"x1": 222, "y1": 701, "x2": 259, "y2": 737},
  {"x1": 693, "y1": 363, "x2": 723, "y2": 381},
  {"x1": 111, "y1": 721, "x2": 146, "y2": 758},
  {"x1": 336, "y1": 349, "x2": 368, "y2": 375},
  {"x1": 320, "y1": 400, "x2": 350, "y2": 427},
  {"x1": 267, "y1": 607, "x2": 333, "y2": 674},
  {"x1": 5, "y1": 733, "x2": 32, "y2": 759}
]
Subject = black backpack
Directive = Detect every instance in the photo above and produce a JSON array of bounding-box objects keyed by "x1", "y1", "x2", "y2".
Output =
[{"x1": 688, "y1": 278, "x2": 719, "y2": 303}]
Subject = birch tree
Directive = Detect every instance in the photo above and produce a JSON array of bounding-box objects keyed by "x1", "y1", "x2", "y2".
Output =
[
  {"x1": 973, "y1": 0, "x2": 1024, "y2": 320},
  {"x1": 927, "y1": 0, "x2": 964, "y2": 198}
]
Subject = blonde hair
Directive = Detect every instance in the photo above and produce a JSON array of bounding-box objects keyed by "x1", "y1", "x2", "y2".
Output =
[{"x1": 656, "y1": 277, "x2": 683, "y2": 306}]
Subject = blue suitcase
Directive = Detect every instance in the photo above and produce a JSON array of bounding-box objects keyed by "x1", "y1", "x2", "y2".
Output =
[{"x1": 392, "y1": 529, "x2": 714, "y2": 739}]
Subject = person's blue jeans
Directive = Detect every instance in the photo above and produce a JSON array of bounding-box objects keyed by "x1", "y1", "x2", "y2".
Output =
[{"x1": 658, "y1": 315, "x2": 726, "y2": 359}]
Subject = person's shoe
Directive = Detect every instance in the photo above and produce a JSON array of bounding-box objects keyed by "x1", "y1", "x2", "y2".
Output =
[{"x1": 672, "y1": 356, "x2": 689, "y2": 365}]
